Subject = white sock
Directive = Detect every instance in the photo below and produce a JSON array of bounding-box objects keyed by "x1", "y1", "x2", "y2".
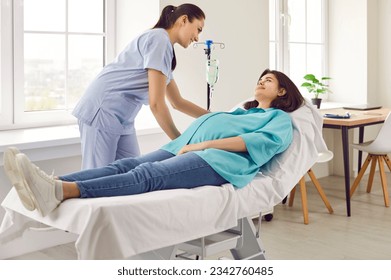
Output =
[{"x1": 54, "y1": 180, "x2": 63, "y2": 201}]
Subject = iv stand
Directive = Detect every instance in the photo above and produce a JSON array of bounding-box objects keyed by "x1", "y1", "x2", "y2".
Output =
[{"x1": 194, "y1": 40, "x2": 225, "y2": 111}]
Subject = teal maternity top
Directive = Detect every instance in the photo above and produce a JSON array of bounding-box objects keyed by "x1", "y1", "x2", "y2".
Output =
[{"x1": 161, "y1": 107, "x2": 293, "y2": 188}]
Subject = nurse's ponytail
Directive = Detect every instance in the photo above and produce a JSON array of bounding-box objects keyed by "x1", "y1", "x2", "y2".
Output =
[{"x1": 153, "y1": 4, "x2": 205, "y2": 29}]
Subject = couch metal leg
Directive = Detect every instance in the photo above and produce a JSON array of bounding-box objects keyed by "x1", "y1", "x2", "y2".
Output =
[{"x1": 230, "y1": 217, "x2": 266, "y2": 260}]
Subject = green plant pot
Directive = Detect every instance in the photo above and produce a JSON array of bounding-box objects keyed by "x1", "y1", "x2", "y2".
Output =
[{"x1": 311, "y1": 98, "x2": 322, "y2": 109}]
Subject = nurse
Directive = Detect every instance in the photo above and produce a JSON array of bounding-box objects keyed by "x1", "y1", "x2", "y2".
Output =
[{"x1": 72, "y1": 3, "x2": 209, "y2": 169}]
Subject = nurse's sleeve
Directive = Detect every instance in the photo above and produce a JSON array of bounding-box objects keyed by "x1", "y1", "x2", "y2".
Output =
[
  {"x1": 239, "y1": 114, "x2": 293, "y2": 167},
  {"x1": 142, "y1": 32, "x2": 173, "y2": 79}
]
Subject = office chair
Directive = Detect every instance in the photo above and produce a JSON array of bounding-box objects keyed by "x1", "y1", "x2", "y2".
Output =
[
  {"x1": 288, "y1": 150, "x2": 334, "y2": 224},
  {"x1": 350, "y1": 112, "x2": 391, "y2": 207}
]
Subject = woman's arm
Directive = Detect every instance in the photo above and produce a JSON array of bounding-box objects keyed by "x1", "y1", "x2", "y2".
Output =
[
  {"x1": 178, "y1": 136, "x2": 247, "y2": 155},
  {"x1": 148, "y1": 69, "x2": 181, "y2": 139},
  {"x1": 166, "y1": 79, "x2": 210, "y2": 117}
]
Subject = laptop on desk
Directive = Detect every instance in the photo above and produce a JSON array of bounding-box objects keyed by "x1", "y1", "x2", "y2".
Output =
[{"x1": 342, "y1": 104, "x2": 382, "y2": 110}]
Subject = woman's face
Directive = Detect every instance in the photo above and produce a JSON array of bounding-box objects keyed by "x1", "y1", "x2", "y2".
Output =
[
  {"x1": 254, "y1": 73, "x2": 286, "y2": 105},
  {"x1": 176, "y1": 16, "x2": 204, "y2": 48}
]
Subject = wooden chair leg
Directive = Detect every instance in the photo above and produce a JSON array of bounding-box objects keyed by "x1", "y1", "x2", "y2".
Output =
[
  {"x1": 298, "y1": 177, "x2": 309, "y2": 225},
  {"x1": 350, "y1": 155, "x2": 372, "y2": 197},
  {"x1": 307, "y1": 169, "x2": 334, "y2": 214},
  {"x1": 288, "y1": 185, "x2": 297, "y2": 207},
  {"x1": 378, "y1": 156, "x2": 390, "y2": 207},
  {"x1": 289, "y1": 178, "x2": 309, "y2": 224},
  {"x1": 384, "y1": 155, "x2": 391, "y2": 172},
  {"x1": 367, "y1": 156, "x2": 378, "y2": 193}
]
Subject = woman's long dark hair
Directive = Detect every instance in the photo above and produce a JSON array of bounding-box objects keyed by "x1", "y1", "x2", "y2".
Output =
[
  {"x1": 152, "y1": 4, "x2": 205, "y2": 71},
  {"x1": 244, "y1": 69, "x2": 304, "y2": 112}
]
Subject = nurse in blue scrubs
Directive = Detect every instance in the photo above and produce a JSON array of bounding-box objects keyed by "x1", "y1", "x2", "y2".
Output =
[{"x1": 72, "y1": 4, "x2": 209, "y2": 169}]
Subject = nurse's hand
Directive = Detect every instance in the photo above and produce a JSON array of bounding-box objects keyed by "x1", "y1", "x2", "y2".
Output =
[{"x1": 178, "y1": 143, "x2": 206, "y2": 155}]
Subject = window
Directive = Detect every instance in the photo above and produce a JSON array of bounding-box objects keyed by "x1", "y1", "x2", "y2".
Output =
[
  {"x1": 269, "y1": 0, "x2": 328, "y2": 97},
  {"x1": 0, "y1": 1, "x2": 13, "y2": 126},
  {"x1": 0, "y1": 0, "x2": 114, "y2": 128},
  {"x1": 14, "y1": 0, "x2": 111, "y2": 125}
]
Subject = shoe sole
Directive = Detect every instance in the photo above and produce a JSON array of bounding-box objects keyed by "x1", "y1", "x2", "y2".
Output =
[{"x1": 3, "y1": 147, "x2": 36, "y2": 211}]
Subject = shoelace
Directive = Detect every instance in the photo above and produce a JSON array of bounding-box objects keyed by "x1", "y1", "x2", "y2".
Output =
[{"x1": 32, "y1": 162, "x2": 55, "y2": 183}]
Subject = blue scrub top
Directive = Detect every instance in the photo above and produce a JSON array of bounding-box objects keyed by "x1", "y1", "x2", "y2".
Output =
[
  {"x1": 72, "y1": 28, "x2": 174, "y2": 135},
  {"x1": 161, "y1": 108, "x2": 293, "y2": 188}
]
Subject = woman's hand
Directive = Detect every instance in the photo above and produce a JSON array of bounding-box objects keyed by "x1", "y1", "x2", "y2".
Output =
[
  {"x1": 178, "y1": 137, "x2": 247, "y2": 155},
  {"x1": 178, "y1": 143, "x2": 206, "y2": 155}
]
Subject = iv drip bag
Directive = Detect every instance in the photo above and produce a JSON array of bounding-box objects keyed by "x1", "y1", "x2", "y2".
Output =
[{"x1": 206, "y1": 59, "x2": 219, "y2": 86}]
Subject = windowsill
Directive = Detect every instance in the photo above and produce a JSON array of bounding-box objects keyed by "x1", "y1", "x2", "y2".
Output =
[
  {"x1": 0, "y1": 125, "x2": 81, "y2": 152},
  {"x1": 0, "y1": 125, "x2": 164, "y2": 166}
]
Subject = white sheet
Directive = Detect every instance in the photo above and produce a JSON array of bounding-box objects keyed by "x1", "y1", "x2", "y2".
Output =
[{"x1": 0, "y1": 99, "x2": 326, "y2": 259}]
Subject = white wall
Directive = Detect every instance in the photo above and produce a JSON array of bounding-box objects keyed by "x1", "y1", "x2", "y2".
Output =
[
  {"x1": 327, "y1": 0, "x2": 368, "y2": 176},
  {"x1": 115, "y1": 0, "x2": 159, "y2": 52},
  {"x1": 160, "y1": 0, "x2": 269, "y2": 131},
  {"x1": 377, "y1": 0, "x2": 391, "y2": 107},
  {"x1": 367, "y1": 0, "x2": 378, "y2": 106},
  {"x1": 328, "y1": 0, "x2": 390, "y2": 108},
  {"x1": 326, "y1": 0, "x2": 391, "y2": 176},
  {"x1": 328, "y1": 0, "x2": 368, "y2": 104}
]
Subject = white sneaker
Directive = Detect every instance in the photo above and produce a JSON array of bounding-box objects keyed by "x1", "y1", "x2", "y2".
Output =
[
  {"x1": 3, "y1": 147, "x2": 36, "y2": 211},
  {"x1": 16, "y1": 153, "x2": 60, "y2": 217}
]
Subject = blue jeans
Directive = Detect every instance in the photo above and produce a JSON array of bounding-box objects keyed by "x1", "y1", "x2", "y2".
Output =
[{"x1": 59, "y1": 150, "x2": 228, "y2": 198}]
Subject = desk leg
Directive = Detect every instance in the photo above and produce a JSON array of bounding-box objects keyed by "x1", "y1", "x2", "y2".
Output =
[
  {"x1": 342, "y1": 127, "x2": 351, "y2": 216},
  {"x1": 358, "y1": 127, "x2": 364, "y2": 172}
]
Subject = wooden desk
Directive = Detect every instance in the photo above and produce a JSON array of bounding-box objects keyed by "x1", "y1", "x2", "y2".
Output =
[{"x1": 321, "y1": 107, "x2": 390, "y2": 216}]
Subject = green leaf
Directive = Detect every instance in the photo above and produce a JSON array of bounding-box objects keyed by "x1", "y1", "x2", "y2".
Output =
[
  {"x1": 303, "y1": 74, "x2": 316, "y2": 81},
  {"x1": 302, "y1": 73, "x2": 332, "y2": 97}
]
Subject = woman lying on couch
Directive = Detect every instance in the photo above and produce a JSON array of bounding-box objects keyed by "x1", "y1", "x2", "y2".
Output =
[{"x1": 3, "y1": 69, "x2": 304, "y2": 217}]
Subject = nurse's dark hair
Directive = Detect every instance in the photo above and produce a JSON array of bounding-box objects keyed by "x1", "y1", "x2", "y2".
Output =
[
  {"x1": 153, "y1": 3, "x2": 206, "y2": 71},
  {"x1": 243, "y1": 69, "x2": 305, "y2": 112},
  {"x1": 153, "y1": 4, "x2": 205, "y2": 29}
]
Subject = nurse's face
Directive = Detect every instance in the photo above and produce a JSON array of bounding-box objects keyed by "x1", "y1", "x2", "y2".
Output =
[{"x1": 176, "y1": 16, "x2": 204, "y2": 48}]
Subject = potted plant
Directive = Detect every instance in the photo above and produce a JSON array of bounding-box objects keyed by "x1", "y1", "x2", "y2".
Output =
[{"x1": 301, "y1": 74, "x2": 332, "y2": 108}]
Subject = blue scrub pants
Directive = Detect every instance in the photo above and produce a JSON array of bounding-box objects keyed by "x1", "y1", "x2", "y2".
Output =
[
  {"x1": 78, "y1": 121, "x2": 140, "y2": 170},
  {"x1": 59, "y1": 150, "x2": 228, "y2": 198}
]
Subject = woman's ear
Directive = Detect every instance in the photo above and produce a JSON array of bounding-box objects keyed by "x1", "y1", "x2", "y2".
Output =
[{"x1": 278, "y1": 88, "x2": 287, "y2": 96}]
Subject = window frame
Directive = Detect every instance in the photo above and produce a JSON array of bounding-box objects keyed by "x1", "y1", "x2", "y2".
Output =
[
  {"x1": 0, "y1": 0, "x2": 115, "y2": 130},
  {"x1": 269, "y1": 0, "x2": 329, "y2": 94},
  {"x1": 0, "y1": 0, "x2": 13, "y2": 127}
]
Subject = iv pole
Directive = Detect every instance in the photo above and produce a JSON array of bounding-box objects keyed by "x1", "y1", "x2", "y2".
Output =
[{"x1": 194, "y1": 40, "x2": 225, "y2": 111}]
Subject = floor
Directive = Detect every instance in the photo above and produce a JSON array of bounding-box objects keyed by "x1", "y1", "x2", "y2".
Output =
[
  {"x1": 7, "y1": 173, "x2": 391, "y2": 260},
  {"x1": 260, "y1": 174, "x2": 391, "y2": 260}
]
